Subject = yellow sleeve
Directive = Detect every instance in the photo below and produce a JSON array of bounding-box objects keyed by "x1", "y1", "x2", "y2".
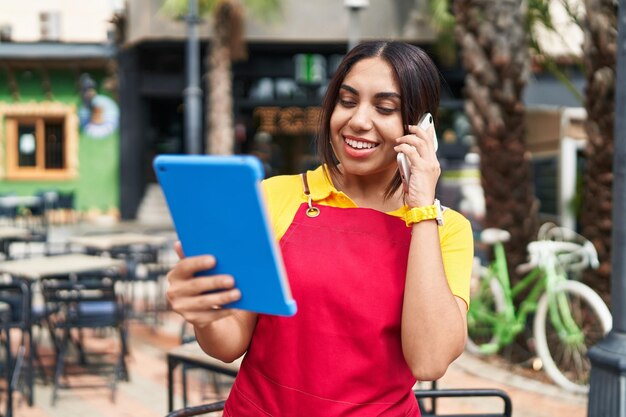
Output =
[
  {"x1": 439, "y1": 209, "x2": 474, "y2": 307},
  {"x1": 261, "y1": 174, "x2": 305, "y2": 242}
]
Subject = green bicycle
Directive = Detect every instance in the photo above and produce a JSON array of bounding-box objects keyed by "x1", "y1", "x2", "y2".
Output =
[{"x1": 467, "y1": 224, "x2": 612, "y2": 393}]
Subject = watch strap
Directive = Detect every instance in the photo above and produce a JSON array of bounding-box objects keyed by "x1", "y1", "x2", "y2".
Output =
[{"x1": 404, "y1": 199, "x2": 444, "y2": 227}]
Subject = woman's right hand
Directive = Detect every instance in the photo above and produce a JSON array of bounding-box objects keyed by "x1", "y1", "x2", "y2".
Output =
[{"x1": 166, "y1": 241, "x2": 242, "y2": 328}]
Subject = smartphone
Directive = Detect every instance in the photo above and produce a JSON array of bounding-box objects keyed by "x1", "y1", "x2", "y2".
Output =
[{"x1": 397, "y1": 113, "x2": 438, "y2": 193}]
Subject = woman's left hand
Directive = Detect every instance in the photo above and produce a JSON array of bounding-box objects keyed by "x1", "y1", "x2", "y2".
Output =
[{"x1": 394, "y1": 123, "x2": 441, "y2": 208}]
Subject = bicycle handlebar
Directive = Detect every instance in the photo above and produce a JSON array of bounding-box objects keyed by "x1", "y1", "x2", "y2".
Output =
[
  {"x1": 526, "y1": 239, "x2": 599, "y2": 272},
  {"x1": 477, "y1": 224, "x2": 599, "y2": 273},
  {"x1": 536, "y1": 224, "x2": 600, "y2": 271}
]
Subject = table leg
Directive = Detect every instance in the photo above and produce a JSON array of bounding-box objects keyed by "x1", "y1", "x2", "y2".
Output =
[
  {"x1": 167, "y1": 354, "x2": 175, "y2": 412},
  {"x1": 27, "y1": 329, "x2": 35, "y2": 406},
  {"x1": 5, "y1": 326, "x2": 13, "y2": 417}
]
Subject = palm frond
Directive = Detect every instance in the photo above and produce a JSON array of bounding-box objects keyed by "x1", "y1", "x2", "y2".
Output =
[
  {"x1": 559, "y1": 0, "x2": 584, "y2": 28},
  {"x1": 243, "y1": 0, "x2": 282, "y2": 22},
  {"x1": 162, "y1": 0, "x2": 281, "y2": 22},
  {"x1": 526, "y1": 0, "x2": 555, "y2": 32},
  {"x1": 526, "y1": 0, "x2": 583, "y2": 104},
  {"x1": 428, "y1": 0, "x2": 457, "y2": 66},
  {"x1": 161, "y1": 0, "x2": 218, "y2": 18},
  {"x1": 429, "y1": 0, "x2": 455, "y2": 32}
]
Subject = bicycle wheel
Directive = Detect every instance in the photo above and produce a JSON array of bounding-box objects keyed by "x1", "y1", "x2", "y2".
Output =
[
  {"x1": 533, "y1": 280, "x2": 612, "y2": 393},
  {"x1": 466, "y1": 267, "x2": 506, "y2": 355}
]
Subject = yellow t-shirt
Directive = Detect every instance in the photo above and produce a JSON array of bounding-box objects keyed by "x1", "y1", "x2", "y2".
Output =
[{"x1": 261, "y1": 165, "x2": 473, "y2": 306}]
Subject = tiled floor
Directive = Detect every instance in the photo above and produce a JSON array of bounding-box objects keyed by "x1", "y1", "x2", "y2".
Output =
[{"x1": 2, "y1": 311, "x2": 587, "y2": 417}]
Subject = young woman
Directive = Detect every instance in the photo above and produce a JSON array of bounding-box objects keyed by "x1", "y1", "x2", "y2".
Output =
[{"x1": 166, "y1": 41, "x2": 473, "y2": 416}]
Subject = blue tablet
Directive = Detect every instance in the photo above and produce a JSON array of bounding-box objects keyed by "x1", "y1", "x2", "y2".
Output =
[{"x1": 153, "y1": 155, "x2": 297, "y2": 317}]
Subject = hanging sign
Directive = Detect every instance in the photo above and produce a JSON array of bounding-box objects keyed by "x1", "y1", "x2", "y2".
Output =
[
  {"x1": 254, "y1": 106, "x2": 322, "y2": 135},
  {"x1": 294, "y1": 54, "x2": 326, "y2": 84}
]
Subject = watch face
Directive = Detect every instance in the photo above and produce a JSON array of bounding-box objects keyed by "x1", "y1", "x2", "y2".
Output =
[{"x1": 434, "y1": 199, "x2": 444, "y2": 226}]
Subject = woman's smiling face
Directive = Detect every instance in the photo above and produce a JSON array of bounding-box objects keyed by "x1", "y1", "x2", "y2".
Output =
[{"x1": 329, "y1": 57, "x2": 404, "y2": 178}]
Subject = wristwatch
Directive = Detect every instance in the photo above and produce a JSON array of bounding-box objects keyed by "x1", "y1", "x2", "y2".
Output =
[{"x1": 404, "y1": 199, "x2": 444, "y2": 227}]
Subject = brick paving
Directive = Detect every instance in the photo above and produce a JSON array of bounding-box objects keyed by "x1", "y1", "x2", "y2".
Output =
[
  {"x1": 1, "y1": 310, "x2": 587, "y2": 417},
  {"x1": 0, "y1": 222, "x2": 596, "y2": 416},
  {"x1": 0, "y1": 216, "x2": 589, "y2": 417},
  {"x1": 438, "y1": 353, "x2": 586, "y2": 417}
]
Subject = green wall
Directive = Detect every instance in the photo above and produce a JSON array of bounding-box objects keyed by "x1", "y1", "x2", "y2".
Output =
[{"x1": 0, "y1": 68, "x2": 119, "y2": 213}]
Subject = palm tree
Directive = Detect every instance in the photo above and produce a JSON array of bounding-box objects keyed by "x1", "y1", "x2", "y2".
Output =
[
  {"x1": 580, "y1": 0, "x2": 618, "y2": 301},
  {"x1": 430, "y1": 0, "x2": 618, "y2": 302},
  {"x1": 450, "y1": 0, "x2": 540, "y2": 277},
  {"x1": 519, "y1": 0, "x2": 617, "y2": 300},
  {"x1": 162, "y1": 0, "x2": 281, "y2": 155}
]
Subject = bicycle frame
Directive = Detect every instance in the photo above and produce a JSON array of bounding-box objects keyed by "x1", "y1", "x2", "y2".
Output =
[
  {"x1": 541, "y1": 255, "x2": 586, "y2": 346},
  {"x1": 471, "y1": 240, "x2": 580, "y2": 353},
  {"x1": 469, "y1": 226, "x2": 610, "y2": 392}
]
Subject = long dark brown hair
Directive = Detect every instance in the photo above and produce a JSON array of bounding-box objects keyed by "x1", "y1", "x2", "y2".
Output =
[{"x1": 317, "y1": 41, "x2": 441, "y2": 199}]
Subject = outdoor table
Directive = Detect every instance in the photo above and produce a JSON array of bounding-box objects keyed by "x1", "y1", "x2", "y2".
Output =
[
  {"x1": 0, "y1": 195, "x2": 43, "y2": 222},
  {"x1": 0, "y1": 227, "x2": 32, "y2": 259},
  {"x1": 0, "y1": 227, "x2": 31, "y2": 240},
  {"x1": 67, "y1": 233, "x2": 171, "y2": 314},
  {"x1": 0, "y1": 195, "x2": 42, "y2": 210},
  {"x1": 68, "y1": 232, "x2": 168, "y2": 253},
  {"x1": 0, "y1": 253, "x2": 126, "y2": 280},
  {"x1": 0, "y1": 254, "x2": 126, "y2": 406},
  {"x1": 167, "y1": 341, "x2": 242, "y2": 411}
]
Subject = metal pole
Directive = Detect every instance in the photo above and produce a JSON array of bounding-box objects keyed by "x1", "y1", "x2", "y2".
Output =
[
  {"x1": 609, "y1": 0, "x2": 626, "y2": 336},
  {"x1": 184, "y1": 0, "x2": 202, "y2": 154},
  {"x1": 347, "y1": 7, "x2": 361, "y2": 51},
  {"x1": 344, "y1": 0, "x2": 368, "y2": 51},
  {"x1": 588, "y1": 1, "x2": 626, "y2": 416}
]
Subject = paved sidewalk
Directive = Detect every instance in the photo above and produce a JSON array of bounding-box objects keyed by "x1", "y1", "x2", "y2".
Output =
[
  {"x1": 2, "y1": 312, "x2": 587, "y2": 417},
  {"x1": 438, "y1": 353, "x2": 587, "y2": 417},
  {"x1": 1, "y1": 222, "x2": 588, "y2": 416}
]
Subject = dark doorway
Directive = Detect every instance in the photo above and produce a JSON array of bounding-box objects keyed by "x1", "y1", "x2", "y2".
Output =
[{"x1": 145, "y1": 98, "x2": 184, "y2": 183}]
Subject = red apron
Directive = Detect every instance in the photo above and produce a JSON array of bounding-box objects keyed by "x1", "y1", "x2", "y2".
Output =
[{"x1": 224, "y1": 184, "x2": 421, "y2": 416}]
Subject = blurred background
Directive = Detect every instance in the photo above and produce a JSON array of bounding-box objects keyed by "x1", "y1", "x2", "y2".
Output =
[{"x1": 0, "y1": 1, "x2": 621, "y2": 416}]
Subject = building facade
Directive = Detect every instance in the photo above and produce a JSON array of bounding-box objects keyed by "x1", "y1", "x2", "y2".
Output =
[
  {"x1": 0, "y1": 1, "x2": 586, "y2": 226},
  {"x1": 118, "y1": 0, "x2": 472, "y2": 219},
  {"x1": 0, "y1": 1, "x2": 123, "y2": 217}
]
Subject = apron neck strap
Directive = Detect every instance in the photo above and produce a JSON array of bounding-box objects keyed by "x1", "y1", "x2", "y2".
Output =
[{"x1": 301, "y1": 173, "x2": 320, "y2": 218}]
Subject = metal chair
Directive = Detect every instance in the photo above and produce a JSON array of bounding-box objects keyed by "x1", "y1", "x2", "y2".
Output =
[
  {"x1": 101, "y1": 241, "x2": 172, "y2": 328},
  {"x1": 40, "y1": 269, "x2": 128, "y2": 405},
  {"x1": 164, "y1": 388, "x2": 512, "y2": 417},
  {"x1": 414, "y1": 388, "x2": 513, "y2": 417},
  {"x1": 166, "y1": 400, "x2": 226, "y2": 417},
  {"x1": 123, "y1": 243, "x2": 172, "y2": 327},
  {"x1": 0, "y1": 280, "x2": 32, "y2": 416},
  {"x1": 54, "y1": 191, "x2": 77, "y2": 224},
  {"x1": 0, "y1": 300, "x2": 14, "y2": 417},
  {"x1": 167, "y1": 325, "x2": 242, "y2": 412}
]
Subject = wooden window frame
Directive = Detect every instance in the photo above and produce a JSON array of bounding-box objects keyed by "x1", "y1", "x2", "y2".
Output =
[{"x1": 0, "y1": 103, "x2": 78, "y2": 181}]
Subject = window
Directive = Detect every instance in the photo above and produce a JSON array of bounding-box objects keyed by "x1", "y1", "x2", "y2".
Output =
[
  {"x1": 0, "y1": 103, "x2": 78, "y2": 180},
  {"x1": 532, "y1": 154, "x2": 559, "y2": 220}
]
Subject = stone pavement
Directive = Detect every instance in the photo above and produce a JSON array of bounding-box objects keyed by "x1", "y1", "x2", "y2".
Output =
[
  {"x1": 2, "y1": 311, "x2": 587, "y2": 417},
  {"x1": 1, "y1": 221, "x2": 588, "y2": 417},
  {"x1": 438, "y1": 353, "x2": 587, "y2": 417}
]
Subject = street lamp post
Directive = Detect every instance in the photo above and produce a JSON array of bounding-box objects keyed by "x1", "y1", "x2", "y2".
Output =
[
  {"x1": 587, "y1": 2, "x2": 626, "y2": 416},
  {"x1": 184, "y1": 0, "x2": 202, "y2": 154},
  {"x1": 344, "y1": 0, "x2": 369, "y2": 51}
]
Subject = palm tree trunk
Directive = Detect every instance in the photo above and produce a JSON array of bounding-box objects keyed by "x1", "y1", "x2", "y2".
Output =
[
  {"x1": 207, "y1": 1, "x2": 236, "y2": 155},
  {"x1": 453, "y1": 0, "x2": 539, "y2": 280},
  {"x1": 580, "y1": 0, "x2": 618, "y2": 303}
]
